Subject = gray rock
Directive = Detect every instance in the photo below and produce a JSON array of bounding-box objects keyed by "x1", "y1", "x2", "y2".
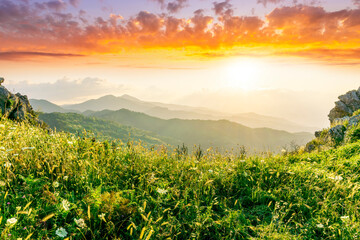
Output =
[
  {"x1": 0, "y1": 77, "x2": 4, "y2": 85},
  {"x1": 329, "y1": 125, "x2": 346, "y2": 144},
  {"x1": 329, "y1": 87, "x2": 360, "y2": 123},
  {"x1": 349, "y1": 115, "x2": 360, "y2": 127},
  {"x1": 0, "y1": 85, "x2": 41, "y2": 125}
]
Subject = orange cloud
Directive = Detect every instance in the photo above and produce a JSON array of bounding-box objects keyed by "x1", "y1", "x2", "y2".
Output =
[{"x1": 0, "y1": 0, "x2": 360, "y2": 64}]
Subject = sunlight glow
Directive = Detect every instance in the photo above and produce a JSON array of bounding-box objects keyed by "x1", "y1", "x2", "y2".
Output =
[{"x1": 223, "y1": 59, "x2": 261, "y2": 91}]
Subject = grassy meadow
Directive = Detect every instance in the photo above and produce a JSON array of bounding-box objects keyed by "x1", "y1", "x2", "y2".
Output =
[{"x1": 1, "y1": 118, "x2": 360, "y2": 239}]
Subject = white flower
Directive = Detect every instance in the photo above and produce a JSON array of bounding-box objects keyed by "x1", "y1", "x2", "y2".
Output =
[
  {"x1": 4, "y1": 162, "x2": 11, "y2": 168},
  {"x1": 6, "y1": 218, "x2": 17, "y2": 226},
  {"x1": 21, "y1": 147, "x2": 35, "y2": 150},
  {"x1": 55, "y1": 227, "x2": 68, "y2": 238},
  {"x1": 0, "y1": 147, "x2": 5, "y2": 150},
  {"x1": 6, "y1": 149, "x2": 13, "y2": 152},
  {"x1": 0, "y1": 124, "x2": 4, "y2": 128},
  {"x1": 239, "y1": 160, "x2": 246, "y2": 163},
  {"x1": 53, "y1": 181, "x2": 59, "y2": 188},
  {"x1": 0, "y1": 181, "x2": 5, "y2": 186},
  {"x1": 208, "y1": 169, "x2": 213, "y2": 173},
  {"x1": 329, "y1": 175, "x2": 343, "y2": 181},
  {"x1": 9, "y1": 127, "x2": 16, "y2": 130},
  {"x1": 340, "y1": 216, "x2": 350, "y2": 221},
  {"x1": 62, "y1": 199, "x2": 70, "y2": 211},
  {"x1": 74, "y1": 218, "x2": 87, "y2": 229},
  {"x1": 316, "y1": 223, "x2": 324, "y2": 228},
  {"x1": 281, "y1": 149, "x2": 287, "y2": 153},
  {"x1": 67, "y1": 141, "x2": 73, "y2": 145},
  {"x1": 157, "y1": 188, "x2": 168, "y2": 195}
]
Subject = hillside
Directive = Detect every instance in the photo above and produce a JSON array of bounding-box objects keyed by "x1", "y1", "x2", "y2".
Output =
[
  {"x1": 35, "y1": 94, "x2": 315, "y2": 132},
  {"x1": 87, "y1": 109, "x2": 313, "y2": 152},
  {"x1": 38, "y1": 112, "x2": 173, "y2": 146},
  {"x1": 1, "y1": 117, "x2": 360, "y2": 239}
]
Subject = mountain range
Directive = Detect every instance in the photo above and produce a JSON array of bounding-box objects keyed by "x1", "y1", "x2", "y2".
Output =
[{"x1": 30, "y1": 94, "x2": 317, "y2": 133}]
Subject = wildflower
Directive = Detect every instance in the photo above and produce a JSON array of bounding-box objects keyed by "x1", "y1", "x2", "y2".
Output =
[
  {"x1": 13, "y1": 154, "x2": 19, "y2": 157},
  {"x1": 157, "y1": 188, "x2": 168, "y2": 195},
  {"x1": 0, "y1": 124, "x2": 4, "y2": 128},
  {"x1": 317, "y1": 223, "x2": 324, "y2": 228},
  {"x1": 340, "y1": 216, "x2": 350, "y2": 221},
  {"x1": 9, "y1": 127, "x2": 16, "y2": 130},
  {"x1": 21, "y1": 147, "x2": 35, "y2": 150},
  {"x1": 7, "y1": 202, "x2": 10, "y2": 205},
  {"x1": 63, "y1": 176, "x2": 68, "y2": 181},
  {"x1": 98, "y1": 213, "x2": 106, "y2": 221},
  {"x1": 6, "y1": 149, "x2": 13, "y2": 152},
  {"x1": 0, "y1": 147, "x2": 5, "y2": 150},
  {"x1": 55, "y1": 227, "x2": 68, "y2": 238},
  {"x1": 208, "y1": 169, "x2": 213, "y2": 173},
  {"x1": 67, "y1": 141, "x2": 73, "y2": 145},
  {"x1": 6, "y1": 217, "x2": 17, "y2": 226},
  {"x1": 239, "y1": 160, "x2": 246, "y2": 163},
  {"x1": 281, "y1": 149, "x2": 287, "y2": 153},
  {"x1": 0, "y1": 181, "x2": 5, "y2": 186},
  {"x1": 74, "y1": 218, "x2": 87, "y2": 229},
  {"x1": 4, "y1": 162, "x2": 11, "y2": 168},
  {"x1": 329, "y1": 175, "x2": 343, "y2": 181},
  {"x1": 53, "y1": 181, "x2": 59, "y2": 188},
  {"x1": 62, "y1": 199, "x2": 70, "y2": 211}
]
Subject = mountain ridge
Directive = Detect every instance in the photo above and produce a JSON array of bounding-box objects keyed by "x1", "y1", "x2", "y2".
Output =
[{"x1": 31, "y1": 95, "x2": 316, "y2": 133}]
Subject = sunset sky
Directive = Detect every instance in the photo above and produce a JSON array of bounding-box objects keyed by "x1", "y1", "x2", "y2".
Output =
[{"x1": 1, "y1": 0, "x2": 360, "y2": 128}]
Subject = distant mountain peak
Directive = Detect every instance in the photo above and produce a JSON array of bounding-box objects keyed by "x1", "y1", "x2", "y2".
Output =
[{"x1": 120, "y1": 94, "x2": 140, "y2": 102}]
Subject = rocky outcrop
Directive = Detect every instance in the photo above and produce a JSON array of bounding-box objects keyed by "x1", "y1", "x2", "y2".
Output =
[
  {"x1": 0, "y1": 78, "x2": 42, "y2": 125},
  {"x1": 328, "y1": 125, "x2": 346, "y2": 144},
  {"x1": 329, "y1": 87, "x2": 360, "y2": 123}
]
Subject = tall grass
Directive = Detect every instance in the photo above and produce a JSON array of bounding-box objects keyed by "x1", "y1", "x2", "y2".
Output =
[{"x1": 1, "y1": 118, "x2": 360, "y2": 239}]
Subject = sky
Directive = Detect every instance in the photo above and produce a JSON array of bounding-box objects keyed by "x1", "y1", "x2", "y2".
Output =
[{"x1": 1, "y1": 0, "x2": 360, "y2": 128}]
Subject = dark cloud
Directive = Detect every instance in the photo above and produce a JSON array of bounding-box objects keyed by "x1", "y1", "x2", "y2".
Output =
[
  {"x1": 151, "y1": 0, "x2": 188, "y2": 13},
  {"x1": 42, "y1": 0, "x2": 67, "y2": 12},
  {"x1": 213, "y1": 0, "x2": 233, "y2": 17}
]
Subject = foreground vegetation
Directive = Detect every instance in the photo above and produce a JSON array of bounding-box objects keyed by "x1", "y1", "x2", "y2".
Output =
[{"x1": 1, "y1": 118, "x2": 360, "y2": 239}]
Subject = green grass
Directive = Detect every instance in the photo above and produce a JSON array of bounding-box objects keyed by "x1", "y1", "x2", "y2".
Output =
[{"x1": 1, "y1": 118, "x2": 360, "y2": 239}]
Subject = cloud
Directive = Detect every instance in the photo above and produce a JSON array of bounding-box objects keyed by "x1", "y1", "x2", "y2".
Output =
[
  {"x1": 69, "y1": 0, "x2": 80, "y2": 7},
  {"x1": 0, "y1": 51, "x2": 84, "y2": 61},
  {"x1": 1, "y1": 1, "x2": 360, "y2": 63},
  {"x1": 257, "y1": 0, "x2": 284, "y2": 7},
  {"x1": 354, "y1": 0, "x2": 360, "y2": 7},
  {"x1": 151, "y1": 0, "x2": 188, "y2": 13},
  {"x1": 7, "y1": 77, "x2": 126, "y2": 103},
  {"x1": 213, "y1": 0, "x2": 233, "y2": 17},
  {"x1": 41, "y1": 0, "x2": 67, "y2": 12}
]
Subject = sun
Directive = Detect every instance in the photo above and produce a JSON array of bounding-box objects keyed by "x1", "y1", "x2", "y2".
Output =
[{"x1": 223, "y1": 59, "x2": 260, "y2": 91}]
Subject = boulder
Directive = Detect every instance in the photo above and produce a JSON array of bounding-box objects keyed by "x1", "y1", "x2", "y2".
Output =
[
  {"x1": 328, "y1": 125, "x2": 346, "y2": 144},
  {"x1": 328, "y1": 88, "x2": 360, "y2": 123}
]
